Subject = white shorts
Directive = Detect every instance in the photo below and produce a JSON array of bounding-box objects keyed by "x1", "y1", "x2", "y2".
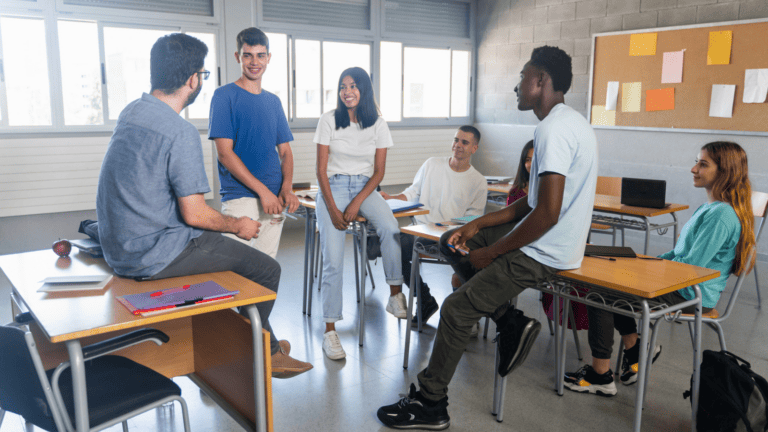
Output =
[{"x1": 220, "y1": 197, "x2": 285, "y2": 259}]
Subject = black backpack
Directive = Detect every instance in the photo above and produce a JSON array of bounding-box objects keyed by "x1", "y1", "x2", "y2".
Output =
[{"x1": 684, "y1": 350, "x2": 768, "y2": 432}]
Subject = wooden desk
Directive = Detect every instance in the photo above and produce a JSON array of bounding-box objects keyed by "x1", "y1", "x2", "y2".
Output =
[
  {"x1": 0, "y1": 250, "x2": 276, "y2": 432},
  {"x1": 591, "y1": 194, "x2": 689, "y2": 254},
  {"x1": 532, "y1": 256, "x2": 718, "y2": 432},
  {"x1": 487, "y1": 182, "x2": 512, "y2": 194},
  {"x1": 297, "y1": 195, "x2": 429, "y2": 347}
]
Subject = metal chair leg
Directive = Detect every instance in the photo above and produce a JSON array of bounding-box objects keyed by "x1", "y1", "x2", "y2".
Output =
[
  {"x1": 314, "y1": 230, "x2": 321, "y2": 278},
  {"x1": 366, "y1": 259, "x2": 375, "y2": 289},
  {"x1": 712, "y1": 322, "x2": 727, "y2": 351},
  {"x1": 569, "y1": 311, "x2": 583, "y2": 361},
  {"x1": 615, "y1": 338, "x2": 625, "y2": 376},
  {"x1": 353, "y1": 234, "x2": 361, "y2": 303},
  {"x1": 483, "y1": 316, "x2": 490, "y2": 339},
  {"x1": 755, "y1": 261, "x2": 761, "y2": 308}
]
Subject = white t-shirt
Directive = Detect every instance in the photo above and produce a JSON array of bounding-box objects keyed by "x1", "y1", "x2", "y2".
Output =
[
  {"x1": 313, "y1": 111, "x2": 394, "y2": 178},
  {"x1": 402, "y1": 156, "x2": 487, "y2": 225},
  {"x1": 520, "y1": 103, "x2": 598, "y2": 270}
]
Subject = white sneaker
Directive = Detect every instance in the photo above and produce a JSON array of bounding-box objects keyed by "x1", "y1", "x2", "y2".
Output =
[
  {"x1": 386, "y1": 293, "x2": 408, "y2": 319},
  {"x1": 470, "y1": 322, "x2": 479, "y2": 339},
  {"x1": 323, "y1": 331, "x2": 346, "y2": 360}
]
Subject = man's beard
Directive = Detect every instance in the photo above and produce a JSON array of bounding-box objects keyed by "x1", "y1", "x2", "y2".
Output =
[{"x1": 184, "y1": 82, "x2": 203, "y2": 108}]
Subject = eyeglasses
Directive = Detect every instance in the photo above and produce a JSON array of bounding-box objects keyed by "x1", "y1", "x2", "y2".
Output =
[{"x1": 197, "y1": 70, "x2": 210, "y2": 81}]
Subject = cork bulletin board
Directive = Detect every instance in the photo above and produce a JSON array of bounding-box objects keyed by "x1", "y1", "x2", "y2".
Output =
[{"x1": 588, "y1": 18, "x2": 768, "y2": 134}]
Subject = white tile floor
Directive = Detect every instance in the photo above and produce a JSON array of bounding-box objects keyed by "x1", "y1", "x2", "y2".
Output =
[{"x1": 2, "y1": 226, "x2": 767, "y2": 432}]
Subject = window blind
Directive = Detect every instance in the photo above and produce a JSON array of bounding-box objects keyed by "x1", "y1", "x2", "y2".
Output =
[
  {"x1": 262, "y1": 0, "x2": 370, "y2": 30},
  {"x1": 62, "y1": 0, "x2": 214, "y2": 16},
  {"x1": 384, "y1": 0, "x2": 470, "y2": 39}
]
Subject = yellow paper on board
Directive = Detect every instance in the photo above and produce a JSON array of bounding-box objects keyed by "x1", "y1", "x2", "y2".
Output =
[
  {"x1": 707, "y1": 31, "x2": 732, "y2": 65},
  {"x1": 622, "y1": 82, "x2": 642, "y2": 112},
  {"x1": 591, "y1": 106, "x2": 616, "y2": 126},
  {"x1": 629, "y1": 33, "x2": 657, "y2": 56}
]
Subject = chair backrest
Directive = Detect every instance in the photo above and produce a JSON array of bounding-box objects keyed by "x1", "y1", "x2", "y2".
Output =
[
  {"x1": 596, "y1": 176, "x2": 622, "y2": 196},
  {"x1": 718, "y1": 247, "x2": 757, "y2": 322},
  {"x1": 752, "y1": 191, "x2": 768, "y2": 243},
  {"x1": 0, "y1": 324, "x2": 61, "y2": 432}
]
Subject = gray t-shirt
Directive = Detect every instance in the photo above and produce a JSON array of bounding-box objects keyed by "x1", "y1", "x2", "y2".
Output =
[{"x1": 96, "y1": 93, "x2": 210, "y2": 277}]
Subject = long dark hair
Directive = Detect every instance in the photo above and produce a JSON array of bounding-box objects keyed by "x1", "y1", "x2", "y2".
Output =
[
  {"x1": 511, "y1": 140, "x2": 534, "y2": 192},
  {"x1": 334, "y1": 67, "x2": 379, "y2": 130},
  {"x1": 701, "y1": 141, "x2": 755, "y2": 275}
]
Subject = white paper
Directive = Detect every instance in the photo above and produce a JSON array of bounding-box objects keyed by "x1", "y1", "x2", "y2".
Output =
[
  {"x1": 709, "y1": 85, "x2": 736, "y2": 118},
  {"x1": 38, "y1": 275, "x2": 113, "y2": 292},
  {"x1": 605, "y1": 81, "x2": 619, "y2": 111},
  {"x1": 743, "y1": 69, "x2": 768, "y2": 103}
]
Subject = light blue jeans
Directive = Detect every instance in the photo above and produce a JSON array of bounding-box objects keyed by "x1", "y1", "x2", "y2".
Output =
[{"x1": 316, "y1": 174, "x2": 403, "y2": 323}]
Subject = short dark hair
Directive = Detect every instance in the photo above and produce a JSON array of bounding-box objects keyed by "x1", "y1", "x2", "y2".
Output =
[
  {"x1": 150, "y1": 33, "x2": 208, "y2": 94},
  {"x1": 458, "y1": 125, "x2": 481, "y2": 144},
  {"x1": 237, "y1": 27, "x2": 269, "y2": 53},
  {"x1": 529, "y1": 46, "x2": 572, "y2": 94},
  {"x1": 334, "y1": 67, "x2": 379, "y2": 130}
]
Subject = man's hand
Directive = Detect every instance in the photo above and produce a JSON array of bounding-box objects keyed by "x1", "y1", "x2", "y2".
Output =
[
  {"x1": 259, "y1": 191, "x2": 283, "y2": 215},
  {"x1": 343, "y1": 198, "x2": 362, "y2": 223},
  {"x1": 447, "y1": 222, "x2": 479, "y2": 251},
  {"x1": 469, "y1": 246, "x2": 499, "y2": 270},
  {"x1": 329, "y1": 207, "x2": 348, "y2": 231},
  {"x1": 234, "y1": 217, "x2": 261, "y2": 240},
  {"x1": 279, "y1": 189, "x2": 300, "y2": 213}
]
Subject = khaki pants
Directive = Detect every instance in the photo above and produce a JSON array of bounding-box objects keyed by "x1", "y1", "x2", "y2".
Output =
[{"x1": 221, "y1": 196, "x2": 285, "y2": 259}]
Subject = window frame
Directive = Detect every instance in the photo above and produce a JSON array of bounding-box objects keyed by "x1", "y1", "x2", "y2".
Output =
[{"x1": 0, "y1": 0, "x2": 223, "y2": 135}]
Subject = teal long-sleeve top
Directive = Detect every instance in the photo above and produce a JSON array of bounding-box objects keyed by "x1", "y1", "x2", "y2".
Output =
[{"x1": 658, "y1": 201, "x2": 741, "y2": 308}]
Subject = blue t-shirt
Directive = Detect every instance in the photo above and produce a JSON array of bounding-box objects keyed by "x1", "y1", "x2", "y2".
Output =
[
  {"x1": 658, "y1": 201, "x2": 741, "y2": 308},
  {"x1": 208, "y1": 83, "x2": 293, "y2": 201},
  {"x1": 96, "y1": 93, "x2": 210, "y2": 277}
]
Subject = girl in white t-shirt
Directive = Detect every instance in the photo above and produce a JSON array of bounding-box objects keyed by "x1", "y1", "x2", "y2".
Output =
[{"x1": 313, "y1": 67, "x2": 406, "y2": 360}]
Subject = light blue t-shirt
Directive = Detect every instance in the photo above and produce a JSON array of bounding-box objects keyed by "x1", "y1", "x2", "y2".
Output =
[
  {"x1": 658, "y1": 201, "x2": 741, "y2": 308},
  {"x1": 96, "y1": 93, "x2": 210, "y2": 277},
  {"x1": 520, "y1": 103, "x2": 598, "y2": 270},
  {"x1": 208, "y1": 83, "x2": 293, "y2": 202}
]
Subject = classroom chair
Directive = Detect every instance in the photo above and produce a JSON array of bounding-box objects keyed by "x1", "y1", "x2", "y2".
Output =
[
  {"x1": 0, "y1": 313, "x2": 191, "y2": 432},
  {"x1": 589, "y1": 176, "x2": 623, "y2": 246},
  {"x1": 751, "y1": 191, "x2": 767, "y2": 308}
]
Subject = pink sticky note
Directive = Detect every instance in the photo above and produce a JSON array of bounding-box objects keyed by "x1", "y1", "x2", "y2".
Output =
[{"x1": 661, "y1": 50, "x2": 684, "y2": 84}]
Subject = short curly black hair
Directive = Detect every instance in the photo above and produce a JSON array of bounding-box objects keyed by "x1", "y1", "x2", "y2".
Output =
[{"x1": 529, "y1": 46, "x2": 572, "y2": 94}]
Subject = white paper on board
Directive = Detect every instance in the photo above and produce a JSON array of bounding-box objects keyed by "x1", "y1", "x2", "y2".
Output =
[
  {"x1": 605, "y1": 81, "x2": 619, "y2": 111},
  {"x1": 743, "y1": 69, "x2": 768, "y2": 103},
  {"x1": 709, "y1": 85, "x2": 736, "y2": 118}
]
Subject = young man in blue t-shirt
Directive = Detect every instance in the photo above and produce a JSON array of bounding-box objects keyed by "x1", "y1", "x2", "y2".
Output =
[{"x1": 208, "y1": 27, "x2": 298, "y2": 258}]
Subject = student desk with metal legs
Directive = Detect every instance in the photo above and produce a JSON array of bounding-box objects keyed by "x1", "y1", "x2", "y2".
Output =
[
  {"x1": 298, "y1": 197, "x2": 428, "y2": 346},
  {"x1": 0, "y1": 250, "x2": 276, "y2": 432},
  {"x1": 497, "y1": 256, "x2": 719, "y2": 432}
]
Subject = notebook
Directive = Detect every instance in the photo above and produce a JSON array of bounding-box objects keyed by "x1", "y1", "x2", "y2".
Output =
[
  {"x1": 621, "y1": 178, "x2": 667, "y2": 209},
  {"x1": 584, "y1": 245, "x2": 637, "y2": 258},
  {"x1": 117, "y1": 280, "x2": 238, "y2": 316},
  {"x1": 385, "y1": 199, "x2": 424, "y2": 213},
  {"x1": 450, "y1": 215, "x2": 482, "y2": 225},
  {"x1": 485, "y1": 176, "x2": 513, "y2": 184}
]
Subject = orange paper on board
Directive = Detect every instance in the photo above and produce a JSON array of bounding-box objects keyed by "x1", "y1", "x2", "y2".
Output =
[{"x1": 646, "y1": 88, "x2": 675, "y2": 111}]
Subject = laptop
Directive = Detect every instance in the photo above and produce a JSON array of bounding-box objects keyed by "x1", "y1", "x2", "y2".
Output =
[{"x1": 621, "y1": 178, "x2": 667, "y2": 209}]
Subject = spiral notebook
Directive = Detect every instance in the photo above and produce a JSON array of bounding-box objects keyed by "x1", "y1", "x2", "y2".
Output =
[{"x1": 117, "y1": 280, "x2": 238, "y2": 316}]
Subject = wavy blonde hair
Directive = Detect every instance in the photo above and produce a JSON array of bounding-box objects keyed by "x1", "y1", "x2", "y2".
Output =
[{"x1": 702, "y1": 141, "x2": 755, "y2": 275}]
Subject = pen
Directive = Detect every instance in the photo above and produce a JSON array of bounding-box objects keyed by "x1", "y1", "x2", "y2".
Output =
[
  {"x1": 150, "y1": 284, "x2": 191, "y2": 297},
  {"x1": 589, "y1": 255, "x2": 616, "y2": 261}
]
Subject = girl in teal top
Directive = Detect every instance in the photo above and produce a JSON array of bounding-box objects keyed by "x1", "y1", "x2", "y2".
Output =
[{"x1": 564, "y1": 141, "x2": 756, "y2": 397}]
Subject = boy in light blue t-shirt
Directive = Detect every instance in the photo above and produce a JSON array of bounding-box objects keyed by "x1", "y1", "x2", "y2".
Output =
[{"x1": 208, "y1": 27, "x2": 297, "y2": 259}]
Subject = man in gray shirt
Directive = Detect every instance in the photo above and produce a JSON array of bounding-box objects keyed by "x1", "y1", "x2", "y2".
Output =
[{"x1": 96, "y1": 33, "x2": 311, "y2": 379}]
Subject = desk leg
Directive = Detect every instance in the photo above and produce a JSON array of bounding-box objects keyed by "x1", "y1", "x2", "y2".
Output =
[
  {"x1": 691, "y1": 285, "x2": 702, "y2": 431},
  {"x1": 632, "y1": 301, "x2": 651, "y2": 432},
  {"x1": 558, "y1": 298, "x2": 571, "y2": 394},
  {"x1": 244, "y1": 305, "x2": 268, "y2": 432},
  {"x1": 302, "y1": 211, "x2": 311, "y2": 315},
  {"x1": 359, "y1": 222, "x2": 368, "y2": 347},
  {"x1": 307, "y1": 213, "x2": 316, "y2": 316},
  {"x1": 66, "y1": 340, "x2": 90, "y2": 432},
  {"x1": 642, "y1": 217, "x2": 651, "y2": 255},
  {"x1": 403, "y1": 240, "x2": 420, "y2": 369},
  {"x1": 553, "y1": 291, "x2": 563, "y2": 395},
  {"x1": 672, "y1": 212, "x2": 679, "y2": 249}
]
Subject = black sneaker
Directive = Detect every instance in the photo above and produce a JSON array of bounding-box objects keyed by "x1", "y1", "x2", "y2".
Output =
[
  {"x1": 495, "y1": 310, "x2": 541, "y2": 377},
  {"x1": 564, "y1": 365, "x2": 617, "y2": 396},
  {"x1": 377, "y1": 383, "x2": 450, "y2": 430},
  {"x1": 620, "y1": 344, "x2": 662, "y2": 385},
  {"x1": 411, "y1": 295, "x2": 439, "y2": 327}
]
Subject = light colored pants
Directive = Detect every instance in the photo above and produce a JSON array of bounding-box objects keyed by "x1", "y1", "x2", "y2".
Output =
[
  {"x1": 221, "y1": 196, "x2": 285, "y2": 259},
  {"x1": 316, "y1": 174, "x2": 403, "y2": 323}
]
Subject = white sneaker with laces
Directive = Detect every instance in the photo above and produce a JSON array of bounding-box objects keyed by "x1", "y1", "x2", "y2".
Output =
[
  {"x1": 386, "y1": 293, "x2": 408, "y2": 319},
  {"x1": 323, "y1": 330, "x2": 346, "y2": 360}
]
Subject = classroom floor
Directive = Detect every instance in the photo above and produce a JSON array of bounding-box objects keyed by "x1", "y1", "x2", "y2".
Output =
[{"x1": 1, "y1": 227, "x2": 767, "y2": 432}]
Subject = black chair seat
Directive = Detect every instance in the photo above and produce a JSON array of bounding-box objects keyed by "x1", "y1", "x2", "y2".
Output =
[{"x1": 47, "y1": 355, "x2": 181, "y2": 428}]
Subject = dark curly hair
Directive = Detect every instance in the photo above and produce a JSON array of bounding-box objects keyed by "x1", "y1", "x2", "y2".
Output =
[
  {"x1": 529, "y1": 46, "x2": 572, "y2": 94},
  {"x1": 150, "y1": 33, "x2": 208, "y2": 94}
]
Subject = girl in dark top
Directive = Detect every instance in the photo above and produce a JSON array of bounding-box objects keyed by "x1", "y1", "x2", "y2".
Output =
[{"x1": 506, "y1": 140, "x2": 534, "y2": 205}]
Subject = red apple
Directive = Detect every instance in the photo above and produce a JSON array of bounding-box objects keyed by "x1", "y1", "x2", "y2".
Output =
[{"x1": 53, "y1": 239, "x2": 72, "y2": 257}]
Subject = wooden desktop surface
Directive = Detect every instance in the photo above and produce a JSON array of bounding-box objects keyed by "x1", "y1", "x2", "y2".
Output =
[
  {"x1": 593, "y1": 194, "x2": 689, "y2": 217},
  {"x1": 299, "y1": 196, "x2": 430, "y2": 220},
  {"x1": 0, "y1": 250, "x2": 276, "y2": 343},
  {"x1": 487, "y1": 182, "x2": 512, "y2": 194},
  {"x1": 400, "y1": 223, "x2": 719, "y2": 299}
]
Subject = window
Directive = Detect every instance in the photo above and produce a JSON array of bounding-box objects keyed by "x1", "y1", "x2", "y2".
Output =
[
  {"x1": 264, "y1": 32, "x2": 289, "y2": 117},
  {"x1": 58, "y1": 20, "x2": 103, "y2": 125}
]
